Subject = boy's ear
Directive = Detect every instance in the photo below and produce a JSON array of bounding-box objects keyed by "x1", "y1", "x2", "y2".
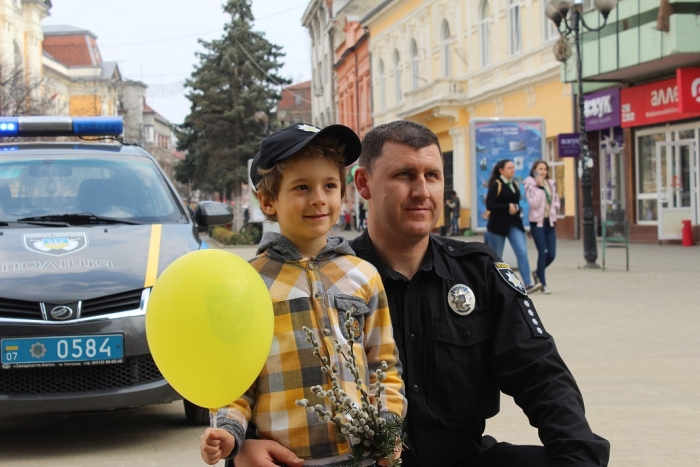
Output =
[
  {"x1": 354, "y1": 167, "x2": 371, "y2": 200},
  {"x1": 258, "y1": 192, "x2": 277, "y2": 216}
]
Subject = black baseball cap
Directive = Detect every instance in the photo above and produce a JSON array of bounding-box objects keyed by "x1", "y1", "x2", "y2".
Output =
[{"x1": 249, "y1": 122, "x2": 361, "y2": 188}]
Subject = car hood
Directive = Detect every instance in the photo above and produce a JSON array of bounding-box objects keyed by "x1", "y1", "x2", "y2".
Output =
[{"x1": 0, "y1": 224, "x2": 201, "y2": 302}]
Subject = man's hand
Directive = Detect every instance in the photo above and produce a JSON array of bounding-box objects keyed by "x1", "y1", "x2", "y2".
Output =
[
  {"x1": 235, "y1": 439, "x2": 304, "y2": 467},
  {"x1": 200, "y1": 428, "x2": 236, "y2": 465}
]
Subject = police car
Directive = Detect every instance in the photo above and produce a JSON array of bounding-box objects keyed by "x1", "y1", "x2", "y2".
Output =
[{"x1": 0, "y1": 116, "x2": 232, "y2": 424}]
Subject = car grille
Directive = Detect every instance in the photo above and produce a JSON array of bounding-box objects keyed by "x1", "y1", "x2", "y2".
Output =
[
  {"x1": 0, "y1": 297, "x2": 41, "y2": 320},
  {"x1": 0, "y1": 289, "x2": 144, "y2": 320},
  {"x1": 81, "y1": 289, "x2": 143, "y2": 317},
  {"x1": 0, "y1": 355, "x2": 162, "y2": 394}
]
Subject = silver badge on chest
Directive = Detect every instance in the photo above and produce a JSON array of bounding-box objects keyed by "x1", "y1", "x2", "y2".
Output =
[{"x1": 448, "y1": 284, "x2": 476, "y2": 316}]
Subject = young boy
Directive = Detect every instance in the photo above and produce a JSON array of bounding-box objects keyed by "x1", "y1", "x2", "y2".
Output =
[{"x1": 200, "y1": 123, "x2": 407, "y2": 466}]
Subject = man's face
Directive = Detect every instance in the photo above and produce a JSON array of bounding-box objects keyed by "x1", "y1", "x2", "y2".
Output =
[{"x1": 356, "y1": 141, "x2": 443, "y2": 242}]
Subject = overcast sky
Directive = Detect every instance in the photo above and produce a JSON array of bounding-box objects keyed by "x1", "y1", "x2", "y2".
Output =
[{"x1": 43, "y1": 0, "x2": 312, "y2": 125}]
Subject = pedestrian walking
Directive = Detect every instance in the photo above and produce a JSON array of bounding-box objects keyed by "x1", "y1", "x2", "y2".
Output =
[
  {"x1": 485, "y1": 159, "x2": 541, "y2": 293},
  {"x1": 446, "y1": 190, "x2": 461, "y2": 235},
  {"x1": 523, "y1": 160, "x2": 560, "y2": 294}
]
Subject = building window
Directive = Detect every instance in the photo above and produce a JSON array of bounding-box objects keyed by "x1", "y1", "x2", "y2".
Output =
[
  {"x1": 379, "y1": 59, "x2": 386, "y2": 110},
  {"x1": 441, "y1": 20, "x2": 451, "y2": 77},
  {"x1": 411, "y1": 39, "x2": 419, "y2": 90},
  {"x1": 508, "y1": 0, "x2": 521, "y2": 55},
  {"x1": 394, "y1": 49, "x2": 402, "y2": 103},
  {"x1": 480, "y1": 1, "x2": 491, "y2": 67}
]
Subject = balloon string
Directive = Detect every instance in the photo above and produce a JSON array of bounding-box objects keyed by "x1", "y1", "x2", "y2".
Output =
[{"x1": 210, "y1": 408, "x2": 218, "y2": 429}]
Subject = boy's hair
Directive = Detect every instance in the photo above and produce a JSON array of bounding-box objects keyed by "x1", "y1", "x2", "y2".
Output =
[
  {"x1": 360, "y1": 120, "x2": 443, "y2": 172},
  {"x1": 255, "y1": 134, "x2": 347, "y2": 222}
]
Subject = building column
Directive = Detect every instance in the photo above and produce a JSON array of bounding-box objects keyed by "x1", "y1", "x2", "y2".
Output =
[{"x1": 449, "y1": 127, "x2": 469, "y2": 210}]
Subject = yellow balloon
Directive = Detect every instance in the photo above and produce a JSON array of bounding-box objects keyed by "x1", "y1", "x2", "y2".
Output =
[{"x1": 146, "y1": 249, "x2": 273, "y2": 409}]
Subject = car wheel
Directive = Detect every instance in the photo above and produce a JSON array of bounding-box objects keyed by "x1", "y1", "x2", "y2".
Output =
[
  {"x1": 239, "y1": 222, "x2": 262, "y2": 245},
  {"x1": 183, "y1": 399, "x2": 210, "y2": 426}
]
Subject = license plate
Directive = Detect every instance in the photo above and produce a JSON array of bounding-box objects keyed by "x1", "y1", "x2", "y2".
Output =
[{"x1": 1, "y1": 334, "x2": 124, "y2": 368}]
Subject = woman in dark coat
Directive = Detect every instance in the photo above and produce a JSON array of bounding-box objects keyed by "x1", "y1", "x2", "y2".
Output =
[{"x1": 485, "y1": 159, "x2": 541, "y2": 293}]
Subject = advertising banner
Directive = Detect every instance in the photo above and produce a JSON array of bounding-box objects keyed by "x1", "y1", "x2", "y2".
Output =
[
  {"x1": 584, "y1": 87, "x2": 621, "y2": 131},
  {"x1": 470, "y1": 119, "x2": 545, "y2": 231}
]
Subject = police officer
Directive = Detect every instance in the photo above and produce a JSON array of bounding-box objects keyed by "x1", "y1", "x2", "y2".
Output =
[{"x1": 232, "y1": 121, "x2": 610, "y2": 467}]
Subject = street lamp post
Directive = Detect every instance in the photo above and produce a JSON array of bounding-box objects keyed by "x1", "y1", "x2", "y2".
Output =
[{"x1": 545, "y1": 0, "x2": 617, "y2": 268}]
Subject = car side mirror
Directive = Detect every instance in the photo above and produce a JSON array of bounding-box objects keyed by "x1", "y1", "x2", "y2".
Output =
[{"x1": 194, "y1": 201, "x2": 233, "y2": 227}]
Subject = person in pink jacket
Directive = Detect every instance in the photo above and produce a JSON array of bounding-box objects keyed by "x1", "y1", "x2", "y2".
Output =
[{"x1": 523, "y1": 160, "x2": 560, "y2": 294}]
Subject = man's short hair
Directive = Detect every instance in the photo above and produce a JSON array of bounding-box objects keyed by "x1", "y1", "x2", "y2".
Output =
[
  {"x1": 255, "y1": 135, "x2": 347, "y2": 222},
  {"x1": 360, "y1": 120, "x2": 443, "y2": 172}
]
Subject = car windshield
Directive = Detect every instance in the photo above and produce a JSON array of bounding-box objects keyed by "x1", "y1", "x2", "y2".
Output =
[{"x1": 0, "y1": 151, "x2": 186, "y2": 224}]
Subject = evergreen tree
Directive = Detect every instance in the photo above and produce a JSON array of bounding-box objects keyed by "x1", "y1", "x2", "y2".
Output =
[{"x1": 175, "y1": 0, "x2": 289, "y2": 222}]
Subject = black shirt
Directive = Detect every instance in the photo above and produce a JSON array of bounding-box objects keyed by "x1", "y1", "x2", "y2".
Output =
[{"x1": 350, "y1": 231, "x2": 610, "y2": 467}]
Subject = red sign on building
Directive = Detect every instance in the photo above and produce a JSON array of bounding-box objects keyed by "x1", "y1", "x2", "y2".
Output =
[
  {"x1": 621, "y1": 68, "x2": 700, "y2": 128},
  {"x1": 677, "y1": 67, "x2": 700, "y2": 114}
]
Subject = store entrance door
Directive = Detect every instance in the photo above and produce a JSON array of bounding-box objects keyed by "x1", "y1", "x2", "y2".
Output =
[
  {"x1": 600, "y1": 132, "x2": 625, "y2": 222},
  {"x1": 655, "y1": 140, "x2": 697, "y2": 240}
]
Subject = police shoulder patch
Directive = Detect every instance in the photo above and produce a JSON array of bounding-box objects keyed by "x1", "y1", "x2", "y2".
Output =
[{"x1": 494, "y1": 262, "x2": 527, "y2": 296}]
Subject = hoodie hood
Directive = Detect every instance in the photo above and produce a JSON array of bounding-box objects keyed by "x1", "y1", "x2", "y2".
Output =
[{"x1": 256, "y1": 231, "x2": 354, "y2": 261}]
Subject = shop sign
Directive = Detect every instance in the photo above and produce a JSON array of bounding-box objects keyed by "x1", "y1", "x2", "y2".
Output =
[
  {"x1": 584, "y1": 88, "x2": 620, "y2": 131},
  {"x1": 557, "y1": 133, "x2": 580, "y2": 157},
  {"x1": 621, "y1": 68, "x2": 700, "y2": 128},
  {"x1": 677, "y1": 67, "x2": 700, "y2": 114}
]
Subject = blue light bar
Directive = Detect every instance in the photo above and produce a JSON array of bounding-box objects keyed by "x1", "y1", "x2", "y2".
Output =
[
  {"x1": 72, "y1": 117, "x2": 123, "y2": 136},
  {"x1": 0, "y1": 118, "x2": 19, "y2": 136},
  {"x1": 0, "y1": 116, "x2": 123, "y2": 137}
]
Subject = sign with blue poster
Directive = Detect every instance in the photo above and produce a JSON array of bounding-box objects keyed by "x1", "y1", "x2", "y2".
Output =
[{"x1": 470, "y1": 118, "x2": 545, "y2": 232}]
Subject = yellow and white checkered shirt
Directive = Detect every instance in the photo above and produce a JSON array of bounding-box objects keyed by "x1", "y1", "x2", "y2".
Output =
[{"x1": 219, "y1": 233, "x2": 406, "y2": 462}]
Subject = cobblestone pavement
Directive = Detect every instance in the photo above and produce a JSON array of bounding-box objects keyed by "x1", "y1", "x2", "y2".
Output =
[{"x1": 212, "y1": 230, "x2": 700, "y2": 466}]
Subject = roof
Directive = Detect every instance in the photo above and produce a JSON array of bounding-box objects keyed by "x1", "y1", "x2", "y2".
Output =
[
  {"x1": 100, "y1": 61, "x2": 119, "y2": 80},
  {"x1": 42, "y1": 24, "x2": 97, "y2": 39}
]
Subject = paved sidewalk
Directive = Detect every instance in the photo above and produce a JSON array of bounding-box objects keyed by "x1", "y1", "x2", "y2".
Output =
[{"x1": 209, "y1": 231, "x2": 700, "y2": 466}]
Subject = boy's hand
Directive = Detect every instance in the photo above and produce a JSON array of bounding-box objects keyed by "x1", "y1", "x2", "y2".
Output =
[
  {"x1": 200, "y1": 428, "x2": 236, "y2": 465},
  {"x1": 377, "y1": 442, "x2": 403, "y2": 466},
  {"x1": 235, "y1": 439, "x2": 304, "y2": 467}
]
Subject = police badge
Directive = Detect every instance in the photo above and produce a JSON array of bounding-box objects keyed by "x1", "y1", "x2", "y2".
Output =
[{"x1": 447, "y1": 284, "x2": 476, "y2": 316}]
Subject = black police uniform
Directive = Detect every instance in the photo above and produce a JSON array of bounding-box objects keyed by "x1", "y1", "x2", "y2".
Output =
[{"x1": 350, "y1": 231, "x2": 610, "y2": 467}]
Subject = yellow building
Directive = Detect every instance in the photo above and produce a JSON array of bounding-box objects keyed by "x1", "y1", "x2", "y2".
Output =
[{"x1": 363, "y1": 0, "x2": 577, "y2": 237}]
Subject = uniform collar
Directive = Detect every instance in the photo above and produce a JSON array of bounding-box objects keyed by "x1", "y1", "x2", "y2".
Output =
[{"x1": 352, "y1": 230, "x2": 452, "y2": 282}]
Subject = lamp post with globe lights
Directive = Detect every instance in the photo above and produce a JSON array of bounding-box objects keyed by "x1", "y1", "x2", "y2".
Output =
[{"x1": 545, "y1": 0, "x2": 618, "y2": 268}]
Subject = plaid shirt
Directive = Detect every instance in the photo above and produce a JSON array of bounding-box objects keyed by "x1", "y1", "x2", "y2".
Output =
[{"x1": 219, "y1": 233, "x2": 407, "y2": 462}]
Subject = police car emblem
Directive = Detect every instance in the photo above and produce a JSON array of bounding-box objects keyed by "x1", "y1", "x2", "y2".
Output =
[
  {"x1": 494, "y1": 262, "x2": 527, "y2": 295},
  {"x1": 296, "y1": 123, "x2": 321, "y2": 133},
  {"x1": 23, "y1": 232, "x2": 88, "y2": 256},
  {"x1": 447, "y1": 284, "x2": 476, "y2": 316}
]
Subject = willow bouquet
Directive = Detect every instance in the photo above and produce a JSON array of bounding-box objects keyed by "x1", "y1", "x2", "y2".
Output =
[{"x1": 295, "y1": 312, "x2": 405, "y2": 467}]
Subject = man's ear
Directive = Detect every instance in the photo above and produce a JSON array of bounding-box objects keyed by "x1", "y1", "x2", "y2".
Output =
[
  {"x1": 354, "y1": 167, "x2": 371, "y2": 200},
  {"x1": 258, "y1": 192, "x2": 277, "y2": 217}
]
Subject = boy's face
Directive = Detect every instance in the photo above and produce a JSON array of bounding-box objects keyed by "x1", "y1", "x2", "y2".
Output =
[{"x1": 259, "y1": 154, "x2": 342, "y2": 254}]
